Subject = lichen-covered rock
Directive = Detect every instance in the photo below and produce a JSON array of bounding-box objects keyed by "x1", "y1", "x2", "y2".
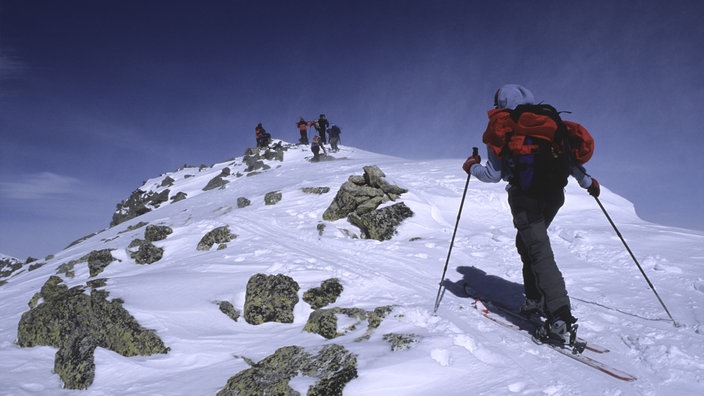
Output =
[
  {"x1": 159, "y1": 176, "x2": 175, "y2": 187},
  {"x1": 264, "y1": 191, "x2": 282, "y2": 205},
  {"x1": 243, "y1": 274, "x2": 300, "y2": 325},
  {"x1": 111, "y1": 189, "x2": 170, "y2": 227},
  {"x1": 382, "y1": 333, "x2": 421, "y2": 351},
  {"x1": 197, "y1": 226, "x2": 236, "y2": 251},
  {"x1": 347, "y1": 202, "x2": 414, "y2": 241},
  {"x1": 129, "y1": 241, "x2": 164, "y2": 264},
  {"x1": 17, "y1": 276, "x2": 169, "y2": 389},
  {"x1": 54, "y1": 333, "x2": 97, "y2": 390},
  {"x1": 1, "y1": 256, "x2": 25, "y2": 282},
  {"x1": 55, "y1": 249, "x2": 117, "y2": 278},
  {"x1": 203, "y1": 175, "x2": 229, "y2": 191},
  {"x1": 323, "y1": 182, "x2": 384, "y2": 221},
  {"x1": 217, "y1": 344, "x2": 357, "y2": 396},
  {"x1": 322, "y1": 166, "x2": 411, "y2": 237},
  {"x1": 303, "y1": 278, "x2": 344, "y2": 309},
  {"x1": 303, "y1": 307, "x2": 368, "y2": 339},
  {"x1": 302, "y1": 187, "x2": 330, "y2": 195},
  {"x1": 144, "y1": 224, "x2": 173, "y2": 242},
  {"x1": 217, "y1": 301, "x2": 240, "y2": 322},
  {"x1": 84, "y1": 249, "x2": 117, "y2": 277},
  {"x1": 171, "y1": 191, "x2": 187, "y2": 203},
  {"x1": 236, "y1": 197, "x2": 251, "y2": 208},
  {"x1": 304, "y1": 305, "x2": 393, "y2": 341}
]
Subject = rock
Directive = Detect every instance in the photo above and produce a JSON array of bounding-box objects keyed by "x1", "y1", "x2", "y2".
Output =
[
  {"x1": 302, "y1": 187, "x2": 330, "y2": 195},
  {"x1": 144, "y1": 224, "x2": 173, "y2": 242},
  {"x1": 264, "y1": 191, "x2": 282, "y2": 205},
  {"x1": 217, "y1": 301, "x2": 240, "y2": 322},
  {"x1": 129, "y1": 241, "x2": 164, "y2": 264},
  {"x1": 217, "y1": 344, "x2": 357, "y2": 396},
  {"x1": 203, "y1": 176, "x2": 229, "y2": 191},
  {"x1": 382, "y1": 333, "x2": 421, "y2": 351},
  {"x1": 243, "y1": 274, "x2": 299, "y2": 325},
  {"x1": 304, "y1": 307, "x2": 367, "y2": 339},
  {"x1": 347, "y1": 202, "x2": 414, "y2": 241},
  {"x1": 17, "y1": 276, "x2": 168, "y2": 389},
  {"x1": 171, "y1": 191, "x2": 187, "y2": 203},
  {"x1": 197, "y1": 226, "x2": 236, "y2": 251},
  {"x1": 322, "y1": 165, "x2": 412, "y2": 240},
  {"x1": 159, "y1": 176, "x2": 175, "y2": 187},
  {"x1": 84, "y1": 249, "x2": 117, "y2": 277},
  {"x1": 304, "y1": 305, "x2": 393, "y2": 341},
  {"x1": 111, "y1": 188, "x2": 170, "y2": 227},
  {"x1": 303, "y1": 278, "x2": 343, "y2": 309},
  {"x1": 236, "y1": 197, "x2": 251, "y2": 208}
]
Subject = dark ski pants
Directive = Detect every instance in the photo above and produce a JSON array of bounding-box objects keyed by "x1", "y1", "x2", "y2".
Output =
[
  {"x1": 508, "y1": 187, "x2": 571, "y2": 320},
  {"x1": 317, "y1": 130, "x2": 327, "y2": 144}
]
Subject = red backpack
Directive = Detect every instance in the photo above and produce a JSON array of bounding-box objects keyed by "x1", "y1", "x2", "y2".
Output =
[{"x1": 483, "y1": 104, "x2": 594, "y2": 191}]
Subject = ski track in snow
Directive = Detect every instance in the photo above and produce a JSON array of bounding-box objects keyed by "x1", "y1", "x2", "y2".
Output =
[{"x1": 1, "y1": 142, "x2": 704, "y2": 395}]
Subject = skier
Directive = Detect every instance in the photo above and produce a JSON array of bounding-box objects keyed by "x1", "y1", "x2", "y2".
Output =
[
  {"x1": 462, "y1": 84, "x2": 601, "y2": 346},
  {"x1": 296, "y1": 117, "x2": 310, "y2": 145},
  {"x1": 328, "y1": 124, "x2": 341, "y2": 152},
  {"x1": 314, "y1": 114, "x2": 329, "y2": 144},
  {"x1": 310, "y1": 135, "x2": 327, "y2": 162},
  {"x1": 255, "y1": 123, "x2": 271, "y2": 148}
]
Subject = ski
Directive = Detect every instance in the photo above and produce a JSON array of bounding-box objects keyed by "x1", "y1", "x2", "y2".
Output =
[
  {"x1": 463, "y1": 284, "x2": 609, "y2": 353},
  {"x1": 469, "y1": 298, "x2": 637, "y2": 382}
]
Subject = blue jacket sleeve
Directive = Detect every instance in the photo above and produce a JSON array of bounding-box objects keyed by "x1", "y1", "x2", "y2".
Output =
[
  {"x1": 469, "y1": 147, "x2": 503, "y2": 183},
  {"x1": 570, "y1": 165, "x2": 594, "y2": 189}
]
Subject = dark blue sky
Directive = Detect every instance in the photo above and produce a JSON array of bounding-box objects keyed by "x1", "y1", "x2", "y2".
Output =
[{"x1": 1, "y1": 0, "x2": 703, "y2": 259}]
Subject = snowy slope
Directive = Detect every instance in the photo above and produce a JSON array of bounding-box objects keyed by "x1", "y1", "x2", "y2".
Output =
[{"x1": 1, "y1": 142, "x2": 703, "y2": 395}]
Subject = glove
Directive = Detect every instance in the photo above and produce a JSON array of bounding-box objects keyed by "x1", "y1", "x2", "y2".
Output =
[
  {"x1": 462, "y1": 154, "x2": 481, "y2": 174},
  {"x1": 587, "y1": 178, "x2": 600, "y2": 197}
]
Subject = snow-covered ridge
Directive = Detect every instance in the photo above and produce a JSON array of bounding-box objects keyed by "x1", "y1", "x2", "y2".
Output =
[{"x1": 1, "y1": 142, "x2": 703, "y2": 395}]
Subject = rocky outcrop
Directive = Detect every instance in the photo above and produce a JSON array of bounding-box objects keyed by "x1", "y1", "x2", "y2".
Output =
[
  {"x1": 111, "y1": 189, "x2": 171, "y2": 227},
  {"x1": 17, "y1": 276, "x2": 169, "y2": 390},
  {"x1": 243, "y1": 144, "x2": 285, "y2": 173},
  {"x1": 217, "y1": 344, "x2": 357, "y2": 396},
  {"x1": 323, "y1": 166, "x2": 413, "y2": 240}
]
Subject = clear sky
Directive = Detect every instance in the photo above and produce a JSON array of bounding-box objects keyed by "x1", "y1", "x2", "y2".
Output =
[{"x1": 1, "y1": 0, "x2": 703, "y2": 259}]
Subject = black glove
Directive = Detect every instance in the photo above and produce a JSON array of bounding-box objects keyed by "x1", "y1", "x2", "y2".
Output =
[
  {"x1": 588, "y1": 178, "x2": 600, "y2": 197},
  {"x1": 462, "y1": 154, "x2": 481, "y2": 174}
]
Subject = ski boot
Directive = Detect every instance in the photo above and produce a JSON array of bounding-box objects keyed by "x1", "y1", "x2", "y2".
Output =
[
  {"x1": 519, "y1": 298, "x2": 545, "y2": 318},
  {"x1": 533, "y1": 316, "x2": 585, "y2": 354}
]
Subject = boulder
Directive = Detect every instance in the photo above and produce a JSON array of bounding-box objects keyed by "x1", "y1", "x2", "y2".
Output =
[{"x1": 243, "y1": 274, "x2": 299, "y2": 325}]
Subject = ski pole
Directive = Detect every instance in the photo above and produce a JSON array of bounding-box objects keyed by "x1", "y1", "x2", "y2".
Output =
[
  {"x1": 593, "y1": 195, "x2": 678, "y2": 326},
  {"x1": 433, "y1": 147, "x2": 478, "y2": 313}
]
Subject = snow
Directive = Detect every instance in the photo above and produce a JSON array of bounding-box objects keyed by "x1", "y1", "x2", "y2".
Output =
[{"x1": 1, "y1": 142, "x2": 703, "y2": 395}]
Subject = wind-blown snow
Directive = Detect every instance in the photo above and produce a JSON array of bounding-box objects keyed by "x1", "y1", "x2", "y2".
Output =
[{"x1": 1, "y1": 142, "x2": 703, "y2": 395}]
